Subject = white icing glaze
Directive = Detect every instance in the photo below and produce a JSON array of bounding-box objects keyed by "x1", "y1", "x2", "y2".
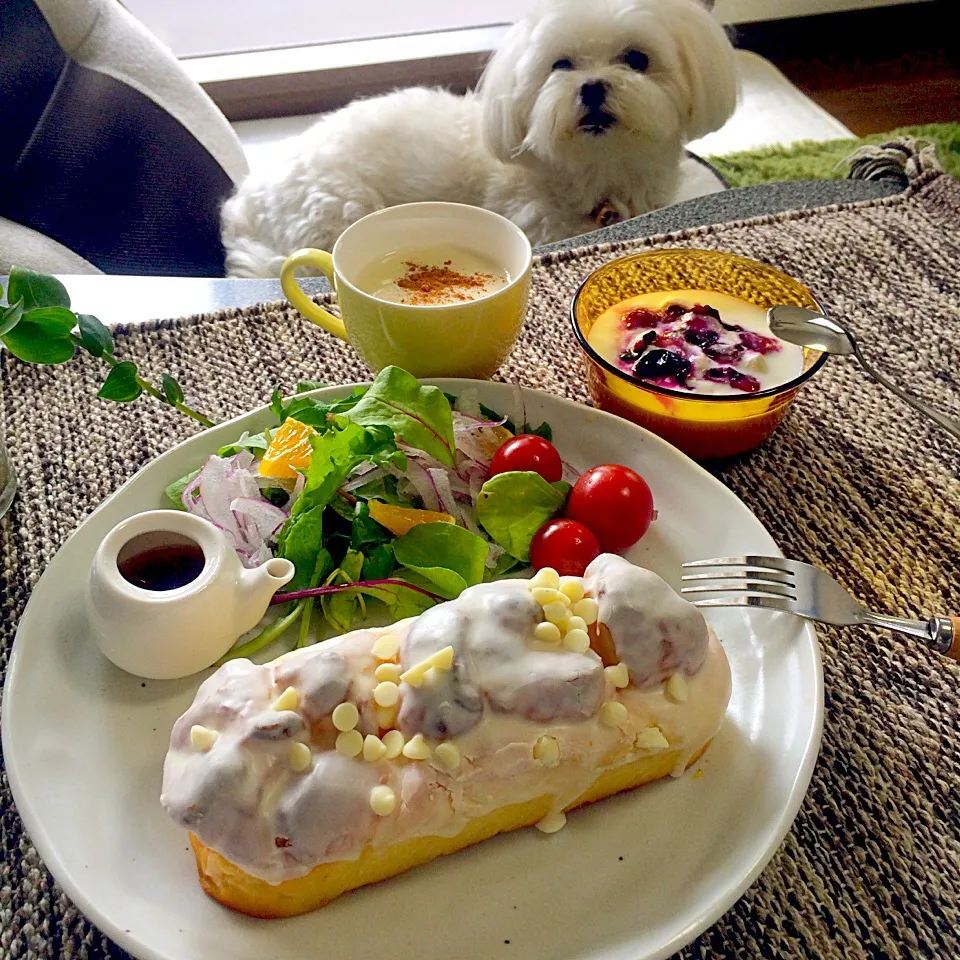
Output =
[
  {"x1": 161, "y1": 556, "x2": 731, "y2": 884},
  {"x1": 584, "y1": 554, "x2": 708, "y2": 685}
]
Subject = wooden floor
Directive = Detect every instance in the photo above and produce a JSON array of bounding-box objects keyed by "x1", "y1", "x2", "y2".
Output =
[{"x1": 734, "y1": 2, "x2": 959, "y2": 137}]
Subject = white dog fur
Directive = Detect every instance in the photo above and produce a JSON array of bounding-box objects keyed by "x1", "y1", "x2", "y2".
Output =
[{"x1": 221, "y1": 0, "x2": 737, "y2": 278}]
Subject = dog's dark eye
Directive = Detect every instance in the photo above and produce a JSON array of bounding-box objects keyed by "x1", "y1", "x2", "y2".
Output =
[
  {"x1": 621, "y1": 49, "x2": 649, "y2": 72},
  {"x1": 551, "y1": 58, "x2": 575, "y2": 71}
]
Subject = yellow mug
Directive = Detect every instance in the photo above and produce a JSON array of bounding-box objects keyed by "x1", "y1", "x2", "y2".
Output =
[{"x1": 280, "y1": 202, "x2": 533, "y2": 379}]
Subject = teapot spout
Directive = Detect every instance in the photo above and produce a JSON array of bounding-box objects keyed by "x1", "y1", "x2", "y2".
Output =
[{"x1": 237, "y1": 558, "x2": 296, "y2": 635}]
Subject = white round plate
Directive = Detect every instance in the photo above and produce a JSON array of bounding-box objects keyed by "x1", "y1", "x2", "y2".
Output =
[{"x1": 2, "y1": 381, "x2": 822, "y2": 960}]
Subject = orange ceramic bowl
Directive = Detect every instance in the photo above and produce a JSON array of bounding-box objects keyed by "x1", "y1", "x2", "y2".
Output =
[{"x1": 571, "y1": 249, "x2": 828, "y2": 459}]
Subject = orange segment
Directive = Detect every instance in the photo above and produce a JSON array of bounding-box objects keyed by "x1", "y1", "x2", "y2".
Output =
[
  {"x1": 367, "y1": 500, "x2": 455, "y2": 536},
  {"x1": 259, "y1": 418, "x2": 317, "y2": 479}
]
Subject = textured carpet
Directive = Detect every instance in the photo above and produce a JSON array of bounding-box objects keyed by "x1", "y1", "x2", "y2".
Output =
[
  {"x1": 709, "y1": 122, "x2": 960, "y2": 186},
  {"x1": 1, "y1": 141, "x2": 958, "y2": 959}
]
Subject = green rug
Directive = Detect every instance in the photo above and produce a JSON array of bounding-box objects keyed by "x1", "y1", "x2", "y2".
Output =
[{"x1": 708, "y1": 123, "x2": 960, "y2": 187}]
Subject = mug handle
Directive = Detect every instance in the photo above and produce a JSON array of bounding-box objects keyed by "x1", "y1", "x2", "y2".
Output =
[{"x1": 279, "y1": 248, "x2": 349, "y2": 341}]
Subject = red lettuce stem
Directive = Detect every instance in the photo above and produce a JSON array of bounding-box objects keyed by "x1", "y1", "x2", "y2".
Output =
[{"x1": 271, "y1": 578, "x2": 444, "y2": 605}]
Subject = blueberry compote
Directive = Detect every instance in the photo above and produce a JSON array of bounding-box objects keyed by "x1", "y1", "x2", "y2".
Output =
[{"x1": 586, "y1": 290, "x2": 803, "y2": 397}]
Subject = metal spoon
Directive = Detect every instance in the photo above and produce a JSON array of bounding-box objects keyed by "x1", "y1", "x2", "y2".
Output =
[{"x1": 767, "y1": 304, "x2": 960, "y2": 443}]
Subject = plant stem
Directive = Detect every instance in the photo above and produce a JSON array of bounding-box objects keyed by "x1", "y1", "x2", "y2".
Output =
[
  {"x1": 70, "y1": 334, "x2": 216, "y2": 427},
  {"x1": 272, "y1": 578, "x2": 445, "y2": 605},
  {"x1": 216, "y1": 601, "x2": 304, "y2": 664},
  {"x1": 296, "y1": 598, "x2": 315, "y2": 649}
]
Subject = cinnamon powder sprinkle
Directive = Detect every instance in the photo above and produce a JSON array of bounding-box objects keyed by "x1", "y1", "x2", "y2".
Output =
[{"x1": 396, "y1": 260, "x2": 499, "y2": 305}]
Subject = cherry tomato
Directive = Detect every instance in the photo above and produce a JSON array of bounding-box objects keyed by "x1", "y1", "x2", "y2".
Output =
[
  {"x1": 530, "y1": 519, "x2": 601, "y2": 577},
  {"x1": 566, "y1": 464, "x2": 655, "y2": 552},
  {"x1": 490, "y1": 435, "x2": 563, "y2": 483}
]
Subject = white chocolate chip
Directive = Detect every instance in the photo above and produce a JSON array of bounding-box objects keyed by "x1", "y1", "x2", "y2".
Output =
[
  {"x1": 335, "y1": 729, "x2": 364, "y2": 757},
  {"x1": 572, "y1": 597, "x2": 599, "y2": 625},
  {"x1": 542, "y1": 601, "x2": 569, "y2": 626},
  {"x1": 369, "y1": 785, "x2": 397, "y2": 816},
  {"x1": 562, "y1": 628, "x2": 590, "y2": 654},
  {"x1": 605, "y1": 663, "x2": 630, "y2": 689},
  {"x1": 399, "y1": 657, "x2": 432, "y2": 688},
  {"x1": 374, "y1": 662, "x2": 402, "y2": 683},
  {"x1": 535, "y1": 810, "x2": 567, "y2": 834},
  {"x1": 376, "y1": 705, "x2": 398, "y2": 730},
  {"x1": 636, "y1": 726, "x2": 670, "y2": 751},
  {"x1": 288, "y1": 741, "x2": 312, "y2": 772},
  {"x1": 533, "y1": 735, "x2": 560, "y2": 767},
  {"x1": 373, "y1": 680, "x2": 400, "y2": 708},
  {"x1": 559, "y1": 577, "x2": 585, "y2": 604},
  {"x1": 599, "y1": 700, "x2": 629, "y2": 728},
  {"x1": 363, "y1": 734, "x2": 387, "y2": 763},
  {"x1": 332, "y1": 702, "x2": 359, "y2": 732},
  {"x1": 565, "y1": 615, "x2": 588, "y2": 634},
  {"x1": 529, "y1": 567, "x2": 560, "y2": 590},
  {"x1": 430, "y1": 645, "x2": 455, "y2": 672},
  {"x1": 271, "y1": 686, "x2": 299, "y2": 712},
  {"x1": 372, "y1": 633, "x2": 400, "y2": 661},
  {"x1": 382, "y1": 729, "x2": 405, "y2": 760},
  {"x1": 531, "y1": 587, "x2": 568, "y2": 608},
  {"x1": 665, "y1": 673, "x2": 689, "y2": 703},
  {"x1": 434, "y1": 742, "x2": 460, "y2": 770},
  {"x1": 401, "y1": 733, "x2": 432, "y2": 761},
  {"x1": 534, "y1": 621, "x2": 562, "y2": 645},
  {"x1": 190, "y1": 725, "x2": 218, "y2": 752}
]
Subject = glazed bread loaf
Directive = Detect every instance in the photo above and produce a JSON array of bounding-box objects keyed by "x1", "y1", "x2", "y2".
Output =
[{"x1": 161, "y1": 554, "x2": 731, "y2": 917}]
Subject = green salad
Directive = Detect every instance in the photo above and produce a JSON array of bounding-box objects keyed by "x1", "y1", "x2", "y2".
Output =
[{"x1": 166, "y1": 366, "x2": 571, "y2": 659}]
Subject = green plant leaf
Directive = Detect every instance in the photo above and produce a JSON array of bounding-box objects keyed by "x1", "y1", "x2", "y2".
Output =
[
  {"x1": 476, "y1": 471, "x2": 570, "y2": 561},
  {"x1": 98, "y1": 361, "x2": 143, "y2": 402},
  {"x1": 295, "y1": 380, "x2": 327, "y2": 393},
  {"x1": 7, "y1": 266, "x2": 70, "y2": 310},
  {"x1": 1, "y1": 319, "x2": 76, "y2": 364},
  {"x1": 77, "y1": 313, "x2": 114, "y2": 358},
  {"x1": 393, "y1": 522, "x2": 489, "y2": 599},
  {"x1": 351, "y1": 500, "x2": 392, "y2": 552},
  {"x1": 0, "y1": 299, "x2": 24, "y2": 337},
  {"x1": 342, "y1": 366, "x2": 456, "y2": 466},
  {"x1": 20, "y1": 306, "x2": 76, "y2": 336},
  {"x1": 361, "y1": 543, "x2": 394, "y2": 580},
  {"x1": 162, "y1": 374, "x2": 184, "y2": 405}
]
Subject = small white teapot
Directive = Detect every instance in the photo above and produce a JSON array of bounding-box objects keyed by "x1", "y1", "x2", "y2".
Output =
[{"x1": 87, "y1": 510, "x2": 295, "y2": 680}]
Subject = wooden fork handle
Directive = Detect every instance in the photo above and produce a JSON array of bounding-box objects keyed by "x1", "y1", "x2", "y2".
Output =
[{"x1": 944, "y1": 618, "x2": 960, "y2": 661}]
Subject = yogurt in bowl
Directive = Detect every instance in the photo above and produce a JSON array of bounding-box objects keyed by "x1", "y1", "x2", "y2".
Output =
[
  {"x1": 570, "y1": 248, "x2": 829, "y2": 459},
  {"x1": 586, "y1": 290, "x2": 803, "y2": 396}
]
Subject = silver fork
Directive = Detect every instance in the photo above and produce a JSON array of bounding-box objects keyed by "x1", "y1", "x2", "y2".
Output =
[{"x1": 681, "y1": 556, "x2": 959, "y2": 661}]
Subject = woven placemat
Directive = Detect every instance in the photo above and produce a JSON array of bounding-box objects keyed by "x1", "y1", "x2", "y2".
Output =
[{"x1": 2, "y1": 142, "x2": 958, "y2": 959}]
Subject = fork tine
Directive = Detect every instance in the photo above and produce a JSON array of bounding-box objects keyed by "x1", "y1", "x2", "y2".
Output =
[
  {"x1": 681, "y1": 582, "x2": 795, "y2": 599},
  {"x1": 682, "y1": 555, "x2": 794, "y2": 573},
  {"x1": 690, "y1": 595, "x2": 796, "y2": 612},
  {"x1": 680, "y1": 570, "x2": 794, "y2": 586}
]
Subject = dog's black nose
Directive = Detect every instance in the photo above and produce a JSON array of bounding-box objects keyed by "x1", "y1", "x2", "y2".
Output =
[{"x1": 579, "y1": 81, "x2": 608, "y2": 109}]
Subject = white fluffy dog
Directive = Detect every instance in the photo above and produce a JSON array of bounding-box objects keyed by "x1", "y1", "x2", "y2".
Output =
[{"x1": 222, "y1": 0, "x2": 737, "y2": 278}]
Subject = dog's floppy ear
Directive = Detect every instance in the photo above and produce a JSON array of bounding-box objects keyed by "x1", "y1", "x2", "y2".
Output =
[
  {"x1": 477, "y1": 18, "x2": 534, "y2": 162},
  {"x1": 672, "y1": 1, "x2": 737, "y2": 141}
]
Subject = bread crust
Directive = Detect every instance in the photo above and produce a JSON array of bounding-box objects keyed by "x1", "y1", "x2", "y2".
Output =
[{"x1": 190, "y1": 740, "x2": 711, "y2": 918}]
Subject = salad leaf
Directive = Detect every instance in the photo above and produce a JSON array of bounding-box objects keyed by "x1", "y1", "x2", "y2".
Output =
[
  {"x1": 520, "y1": 421, "x2": 553, "y2": 442},
  {"x1": 476, "y1": 471, "x2": 571, "y2": 561},
  {"x1": 218, "y1": 429, "x2": 271, "y2": 458},
  {"x1": 270, "y1": 386, "x2": 365, "y2": 430},
  {"x1": 277, "y1": 421, "x2": 400, "y2": 588},
  {"x1": 393, "y1": 522, "x2": 488, "y2": 599},
  {"x1": 321, "y1": 548, "x2": 366, "y2": 633},
  {"x1": 342, "y1": 366, "x2": 456, "y2": 466},
  {"x1": 165, "y1": 468, "x2": 199, "y2": 510},
  {"x1": 361, "y1": 543, "x2": 394, "y2": 580},
  {"x1": 351, "y1": 500, "x2": 392, "y2": 552}
]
